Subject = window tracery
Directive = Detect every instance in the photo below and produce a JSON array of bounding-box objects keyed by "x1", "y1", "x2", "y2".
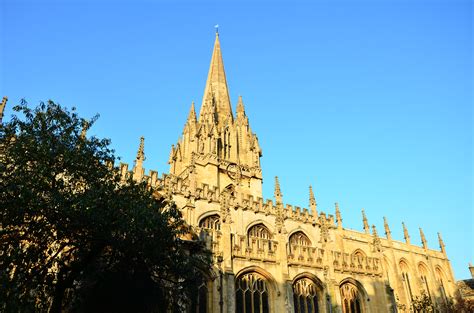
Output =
[
  {"x1": 248, "y1": 224, "x2": 273, "y2": 251},
  {"x1": 199, "y1": 214, "x2": 221, "y2": 231},
  {"x1": 289, "y1": 232, "x2": 311, "y2": 247},
  {"x1": 235, "y1": 273, "x2": 270, "y2": 313},
  {"x1": 339, "y1": 283, "x2": 362, "y2": 313},
  {"x1": 293, "y1": 278, "x2": 319, "y2": 313}
]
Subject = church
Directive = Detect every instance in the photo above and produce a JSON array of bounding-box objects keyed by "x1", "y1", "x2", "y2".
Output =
[{"x1": 120, "y1": 33, "x2": 457, "y2": 313}]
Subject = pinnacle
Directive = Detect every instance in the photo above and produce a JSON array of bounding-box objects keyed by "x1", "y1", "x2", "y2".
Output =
[{"x1": 187, "y1": 101, "x2": 197, "y2": 123}]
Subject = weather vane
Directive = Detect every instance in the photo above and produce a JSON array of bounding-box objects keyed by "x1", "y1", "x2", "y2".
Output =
[{"x1": 215, "y1": 24, "x2": 219, "y2": 34}]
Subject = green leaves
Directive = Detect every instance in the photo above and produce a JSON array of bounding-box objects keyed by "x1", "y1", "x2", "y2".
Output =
[{"x1": 0, "y1": 100, "x2": 211, "y2": 312}]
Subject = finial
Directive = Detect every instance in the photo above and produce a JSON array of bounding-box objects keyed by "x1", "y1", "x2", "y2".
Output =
[
  {"x1": 419, "y1": 227, "x2": 427, "y2": 249},
  {"x1": 362, "y1": 209, "x2": 370, "y2": 234},
  {"x1": 383, "y1": 216, "x2": 392, "y2": 240},
  {"x1": 335, "y1": 202, "x2": 342, "y2": 229},
  {"x1": 214, "y1": 24, "x2": 219, "y2": 35},
  {"x1": 0, "y1": 96, "x2": 8, "y2": 124},
  {"x1": 402, "y1": 222, "x2": 410, "y2": 244},
  {"x1": 309, "y1": 185, "x2": 317, "y2": 216},
  {"x1": 437, "y1": 232, "x2": 446, "y2": 254},
  {"x1": 274, "y1": 176, "x2": 282, "y2": 205}
]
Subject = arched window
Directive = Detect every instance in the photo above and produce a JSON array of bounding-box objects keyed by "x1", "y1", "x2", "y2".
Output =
[
  {"x1": 399, "y1": 261, "x2": 413, "y2": 302},
  {"x1": 293, "y1": 278, "x2": 319, "y2": 313},
  {"x1": 418, "y1": 263, "x2": 431, "y2": 298},
  {"x1": 248, "y1": 224, "x2": 272, "y2": 239},
  {"x1": 191, "y1": 282, "x2": 208, "y2": 313},
  {"x1": 235, "y1": 273, "x2": 270, "y2": 313},
  {"x1": 339, "y1": 283, "x2": 362, "y2": 313},
  {"x1": 248, "y1": 224, "x2": 273, "y2": 251},
  {"x1": 289, "y1": 231, "x2": 311, "y2": 247},
  {"x1": 199, "y1": 214, "x2": 221, "y2": 231},
  {"x1": 435, "y1": 267, "x2": 448, "y2": 304}
]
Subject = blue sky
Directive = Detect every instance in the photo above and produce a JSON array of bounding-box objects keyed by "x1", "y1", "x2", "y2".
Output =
[{"x1": 1, "y1": 0, "x2": 472, "y2": 279}]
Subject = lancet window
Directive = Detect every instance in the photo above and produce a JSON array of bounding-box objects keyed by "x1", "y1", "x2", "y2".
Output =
[
  {"x1": 339, "y1": 283, "x2": 362, "y2": 313},
  {"x1": 235, "y1": 273, "x2": 270, "y2": 313},
  {"x1": 435, "y1": 267, "x2": 448, "y2": 304},
  {"x1": 199, "y1": 214, "x2": 221, "y2": 231},
  {"x1": 418, "y1": 263, "x2": 431, "y2": 298},
  {"x1": 293, "y1": 278, "x2": 319, "y2": 313},
  {"x1": 400, "y1": 261, "x2": 413, "y2": 302}
]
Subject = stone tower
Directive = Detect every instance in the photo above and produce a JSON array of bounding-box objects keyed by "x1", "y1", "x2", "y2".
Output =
[{"x1": 168, "y1": 32, "x2": 263, "y2": 198}]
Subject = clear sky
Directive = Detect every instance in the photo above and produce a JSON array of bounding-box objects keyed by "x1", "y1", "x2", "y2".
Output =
[{"x1": 1, "y1": 0, "x2": 472, "y2": 279}]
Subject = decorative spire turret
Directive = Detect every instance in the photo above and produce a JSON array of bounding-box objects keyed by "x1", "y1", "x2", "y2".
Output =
[
  {"x1": 419, "y1": 227, "x2": 427, "y2": 249},
  {"x1": 362, "y1": 209, "x2": 370, "y2": 234},
  {"x1": 274, "y1": 176, "x2": 283, "y2": 205},
  {"x1": 335, "y1": 202, "x2": 342, "y2": 229},
  {"x1": 309, "y1": 185, "x2": 317, "y2": 216},
  {"x1": 0, "y1": 96, "x2": 7, "y2": 124},
  {"x1": 187, "y1": 101, "x2": 197, "y2": 124},
  {"x1": 402, "y1": 222, "x2": 410, "y2": 244},
  {"x1": 235, "y1": 95, "x2": 249, "y2": 126},
  {"x1": 372, "y1": 224, "x2": 382, "y2": 252},
  {"x1": 438, "y1": 232, "x2": 446, "y2": 254},
  {"x1": 199, "y1": 32, "x2": 233, "y2": 126},
  {"x1": 133, "y1": 136, "x2": 146, "y2": 181},
  {"x1": 383, "y1": 216, "x2": 392, "y2": 240}
]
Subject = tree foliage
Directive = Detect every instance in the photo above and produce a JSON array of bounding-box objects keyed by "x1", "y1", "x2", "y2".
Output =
[{"x1": 0, "y1": 100, "x2": 211, "y2": 312}]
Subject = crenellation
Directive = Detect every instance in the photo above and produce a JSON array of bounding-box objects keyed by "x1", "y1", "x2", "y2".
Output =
[{"x1": 108, "y1": 33, "x2": 458, "y2": 313}]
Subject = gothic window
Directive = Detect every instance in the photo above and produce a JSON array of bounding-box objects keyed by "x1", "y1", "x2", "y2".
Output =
[
  {"x1": 339, "y1": 283, "x2": 362, "y2": 313},
  {"x1": 235, "y1": 273, "x2": 270, "y2": 313},
  {"x1": 248, "y1": 224, "x2": 273, "y2": 251},
  {"x1": 435, "y1": 267, "x2": 448, "y2": 304},
  {"x1": 191, "y1": 282, "x2": 208, "y2": 313},
  {"x1": 248, "y1": 224, "x2": 272, "y2": 239},
  {"x1": 293, "y1": 278, "x2": 319, "y2": 313},
  {"x1": 399, "y1": 261, "x2": 413, "y2": 302},
  {"x1": 199, "y1": 214, "x2": 221, "y2": 231},
  {"x1": 289, "y1": 231, "x2": 311, "y2": 247},
  {"x1": 418, "y1": 263, "x2": 431, "y2": 298}
]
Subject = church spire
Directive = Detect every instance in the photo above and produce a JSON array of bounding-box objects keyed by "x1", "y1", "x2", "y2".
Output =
[{"x1": 199, "y1": 32, "x2": 232, "y2": 126}]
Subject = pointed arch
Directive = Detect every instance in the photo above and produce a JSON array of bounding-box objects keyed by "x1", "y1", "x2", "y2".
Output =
[
  {"x1": 198, "y1": 214, "x2": 221, "y2": 231},
  {"x1": 292, "y1": 273, "x2": 325, "y2": 313},
  {"x1": 235, "y1": 266, "x2": 277, "y2": 313},
  {"x1": 418, "y1": 262, "x2": 431, "y2": 298},
  {"x1": 289, "y1": 230, "x2": 312, "y2": 246},
  {"x1": 339, "y1": 278, "x2": 367, "y2": 313},
  {"x1": 399, "y1": 259, "x2": 414, "y2": 303}
]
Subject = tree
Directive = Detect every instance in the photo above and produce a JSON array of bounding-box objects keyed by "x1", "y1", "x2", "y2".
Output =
[{"x1": 0, "y1": 100, "x2": 211, "y2": 312}]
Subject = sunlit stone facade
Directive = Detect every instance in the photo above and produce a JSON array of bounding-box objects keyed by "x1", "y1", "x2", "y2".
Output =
[{"x1": 120, "y1": 33, "x2": 457, "y2": 313}]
